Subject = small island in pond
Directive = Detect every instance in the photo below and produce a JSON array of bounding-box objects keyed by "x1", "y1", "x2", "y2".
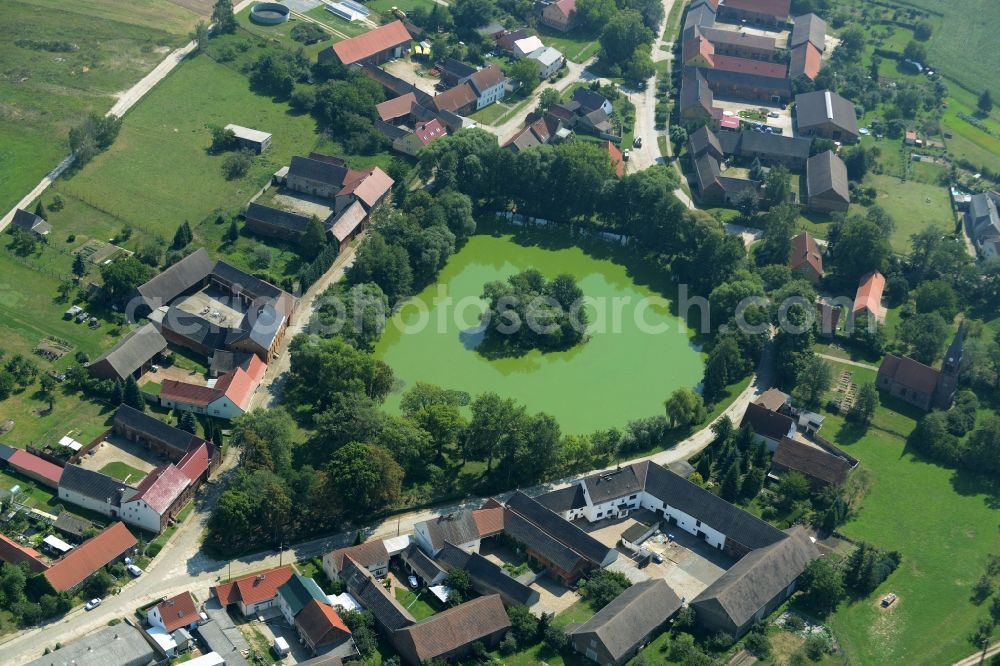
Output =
[{"x1": 478, "y1": 269, "x2": 589, "y2": 358}]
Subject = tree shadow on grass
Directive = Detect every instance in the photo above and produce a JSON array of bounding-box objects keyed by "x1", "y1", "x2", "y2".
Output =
[{"x1": 949, "y1": 467, "x2": 1000, "y2": 510}]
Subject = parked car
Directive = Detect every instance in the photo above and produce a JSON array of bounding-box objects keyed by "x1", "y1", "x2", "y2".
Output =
[
  {"x1": 623, "y1": 150, "x2": 630, "y2": 161},
  {"x1": 633, "y1": 136, "x2": 643, "y2": 148},
  {"x1": 768, "y1": 111, "x2": 779, "y2": 118},
  {"x1": 651, "y1": 552, "x2": 664, "y2": 564},
  {"x1": 85, "y1": 598, "x2": 102, "y2": 611},
  {"x1": 408, "y1": 575, "x2": 419, "y2": 588},
  {"x1": 127, "y1": 564, "x2": 143, "y2": 577}
]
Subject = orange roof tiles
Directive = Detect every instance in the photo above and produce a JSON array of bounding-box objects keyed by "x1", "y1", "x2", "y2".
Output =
[
  {"x1": 9, "y1": 449, "x2": 64, "y2": 486},
  {"x1": 160, "y1": 356, "x2": 265, "y2": 411},
  {"x1": 213, "y1": 565, "x2": 294, "y2": 608},
  {"x1": 155, "y1": 591, "x2": 200, "y2": 632},
  {"x1": 789, "y1": 232, "x2": 823, "y2": 276},
  {"x1": 44, "y1": 522, "x2": 137, "y2": 592},
  {"x1": 341, "y1": 167, "x2": 394, "y2": 209},
  {"x1": 331, "y1": 21, "x2": 412, "y2": 66},
  {"x1": 296, "y1": 598, "x2": 352, "y2": 648},
  {"x1": 376, "y1": 92, "x2": 417, "y2": 122},
  {"x1": 605, "y1": 141, "x2": 624, "y2": 178},
  {"x1": 711, "y1": 54, "x2": 787, "y2": 78},
  {"x1": 472, "y1": 507, "x2": 505, "y2": 537},
  {"x1": 852, "y1": 271, "x2": 886, "y2": 320},
  {"x1": 0, "y1": 533, "x2": 48, "y2": 573},
  {"x1": 177, "y1": 441, "x2": 211, "y2": 482}
]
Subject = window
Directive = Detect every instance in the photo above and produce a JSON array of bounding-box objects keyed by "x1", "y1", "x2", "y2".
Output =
[
  {"x1": 596, "y1": 512, "x2": 603, "y2": 518},
  {"x1": 695, "y1": 520, "x2": 701, "y2": 527},
  {"x1": 629, "y1": 494, "x2": 637, "y2": 500}
]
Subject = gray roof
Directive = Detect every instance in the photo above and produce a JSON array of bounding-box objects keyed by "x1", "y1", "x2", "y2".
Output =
[
  {"x1": 0, "y1": 443, "x2": 15, "y2": 462},
  {"x1": 211, "y1": 260, "x2": 286, "y2": 302},
  {"x1": 791, "y1": 13, "x2": 826, "y2": 51},
  {"x1": 689, "y1": 125, "x2": 723, "y2": 159},
  {"x1": 569, "y1": 579, "x2": 681, "y2": 661},
  {"x1": 700, "y1": 26, "x2": 776, "y2": 51},
  {"x1": 209, "y1": 350, "x2": 255, "y2": 377},
  {"x1": 582, "y1": 466, "x2": 646, "y2": 504},
  {"x1": 643, "y1": 462, "x2": 786, "y2": 551},
  {"x1": 679, "y1": 68, "x2": 714, "y2": 115},
  {"x1": 440, "y1": 58, "x2": 477, "y2": 80},
  {"x1": 288, "y1": 155, "x2": 348, "y2": 187},
  {"x1": 795, "y1": 90, "x2": 858, "y2": 137},
  {"x1": 463, "y1": 551, "x2": 536, "y2": 605},
  {"x1": 159, "y1": 307, "x2": 229, "y2": 351},
  {"x1": 807, "y1": 150, "x2": 850, "y2": 204},
  {"x1": 417, "y1": 511, "x2": 481, "y2": 551},
  {"x1": 693, "y1": 152, "x2": 721, "y2": 191},
  {"x1": 572, "y1": 88, "x2": 609, "y2": 113},
  {"x1": 137, "y1": 247, "x2": 214, "y2": 310},
  {"x1": 691, "y1": 527, "x2": 820, "y2": 628},
  {"x1": 114, "y1": 404, "x2": 202, "y2": 455},
  {"x1": 226, "y1": 302, "x2": 286, "y2": 353},
  {"x1": 197, "y1": 618, "x2": 251, "y2": 666},
  {"x1": 342, "y1": 559, "x2": 415, "y2": 632},
  {"x1": 535, "y1": 485, "x2": 586, "y2": 513},
  {"x1": 24, "y1": 624, "x2": 161, "y2": 666},
  {"x1": 703, "y1": 66, "x2": 791, "y2": 94},
  {"x1": 969, "y1": 193, "x2": 1000, "y2": 238},
  {"x1": 402, "y1": 543, "x2": 446, "y2": 583},
  {"x1": 87, "y1": 323, "x2": 167, "y2": 379},
  {"x1": 502, "y1": 509, "x2": 588, "y2": 573},
  {"x1": 53, "y1": 512, "x2": 95, "y2": 540},
  {"x1": 244, "y1": 202, "x2": 312, "y2": 235},
  {"x1": 59, "y1": 464, "x2": 131, "y2": 506},
  {"x1": 506, "y1": 491, "x2": 617, "y2": 567},
  {"x1": 735, "y1": 131, "x2": 812, "y2": 161},
  {"x1": 11, "y1": 208, "x2": 52, "y2": 236},
  {"x1": 684, "y1": 2, "x2": 717, "y2": 29}
]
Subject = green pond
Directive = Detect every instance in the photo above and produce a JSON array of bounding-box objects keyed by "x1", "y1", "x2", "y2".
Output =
[{"x1": 374, "y1": 233, "x2": 704, "y2": 434}]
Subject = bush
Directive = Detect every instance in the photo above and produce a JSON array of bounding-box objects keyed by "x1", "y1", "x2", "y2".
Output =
[
  {"x1": 222, "y1": 151, "x2": 252, "y2": 179},
  {"x1": 499, "y1": 633, "x2": 518, "y2": 655},
  {"x1": 744, "y1": 630, "x2": 771, "y2": 659},
  {"x1": 804, "y1": 634, "x2": 830, "y2": 661},
  {"x1": 543, "y1": 624, "x2": 568, "y2": 650},
  {"x1": 146, "y1": 542, "x2": 163, "y2": 558}
]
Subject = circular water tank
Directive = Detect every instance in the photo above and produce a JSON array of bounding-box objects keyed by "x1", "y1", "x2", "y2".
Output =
[{"x1": 250, "y1": 2, "x2": 290, "y2": 25}]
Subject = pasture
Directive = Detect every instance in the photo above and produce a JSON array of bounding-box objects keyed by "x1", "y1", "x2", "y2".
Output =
[{"x1": 865, "y1": 175, "x2": 954, "y2": 253}]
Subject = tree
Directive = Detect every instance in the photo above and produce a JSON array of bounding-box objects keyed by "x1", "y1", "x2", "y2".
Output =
[
  {"x1": 756, "y1": 203, "x2": 796, "y2": 266},
  {"x1": 287, "y1": 335, "x2": 394, "y2": 409},
  {"x1": 172, "y1": 221, "x2": 192, "y2": 249},
  {"x1": 741, "y1": 468, "x2": 765, "y2": 499},
  {"x1": 123, "y1": 375, "x2": 144, "y2": 411},
  {"x1": 227, "y1": 219, "x2": 239, "y2": 243},
  {"x1": 914, "y1": 279, "x2": 958, "y2": 319},
  {"x1": 301, "y1": 216, "x2": 328, "y2": 260},
  {"x1": 850, "y1": 382, "x2": 879, "y2": 425},
  {"x1": 664, "y1": 387, "x2": 706, "y2": 429},
  {"x1": 733, "y1": 187, "x2": 760, "y2": 220},
  {"x1": 969, "y1": 618, "x2": 995, "y2": 663},
  {"x1": 762, "y1": 166, "x2": 791, "y2": 208},
  {"x1": 341, "y1": 610, "x2": 378, "y2": 656},
  {"x1": 599, "y1": 10, "x2": 653, "y2": 66},
  {"x1": 72, "y1": 253, "x2": 87, "y2": 278},
  {"x1": 34, "y1": 201, "x2": 47, "y2": 221},
  {"x1": 965, "y1": 416, "x2": 1000, "y2": 476},
  {"x1": 212, "y1": 0, "x2": 237, "y2": 34},
  {"x1": 838, "y1": 26, "x2": 865, "y2": 58},
  {"x1": 177, "y1": 410, "x2": 197, "y2": 434},
  {"x1": 324, "y1": 442, "x2": 403, "y2": 514},
  {"x1": 507, "y1": 605, "x2": 539, "y2": 642},
  {"x1": 777, "y1": 471, "x2": 810, "y2": 509},
  {"x1": 581, "y1": 570, "x2": 631, "y2": 610},
  {"x1": 99, "y1": 256, "x2": 152, "y2": 307},
  {"x1": 509, "y1": 58, "x2": 541, "y2": 91},
  {"x1": 831, "y1": 216, "x2": 890, "y2": 279},
  {"x1": 979, "y1": 90, "x2": 994, "y2": 115},
  {"x1": 903, "y1": 40, "x2": 926, "y2": 63},
  {"x1": 798, "y1": 558, "x2": 845, "y2": 616},
  {"x1": 193, "y1": 21, "x2": 210, "y2": 51},
  {"x1": 914, "y1": 20, "x2": 932, "y2": 41},
  {"x1": 577, "y1": 0, "x2": 617, "y2": 31},
  {"x1": 222, "y1": 152, "x2": 252, "y2": 179},
  {"x1": 84, "y1": 570, "x2": 116, "y2": 598},
  {"x1": 794, "y1": 355, "x2": 831, "y2": 407},
  {"x1": 443, "y1": 568, "x2": 471, "y2": 605},
  {"x1": 898, "y1": 312, "x2": 949, "y2": 364},
  {"x1": 718, "y1": 462, "x2": 740, "y2": 500},
  {"x1": 39, "y1": 374, "x2": 57, "y2": 411}
]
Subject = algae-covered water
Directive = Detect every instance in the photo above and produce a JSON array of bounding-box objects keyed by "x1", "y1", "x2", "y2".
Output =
[{"x1": 374, "y1": 234, "x2": 703, "y2": 434}]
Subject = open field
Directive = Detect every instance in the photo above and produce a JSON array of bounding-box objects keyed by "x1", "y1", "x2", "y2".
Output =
[
  {"x1": 0, "y1": 0, "x2": 200, "y2": 214},
  {"x1": 537, "y1": 27, "x2": 601, "y2": 64},
  {"x1": 865, "y1": 175, "x2": 954, "y2": 253}
]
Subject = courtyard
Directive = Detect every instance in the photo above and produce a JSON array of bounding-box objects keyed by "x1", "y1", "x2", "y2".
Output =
[
  {"x1": 78, "y1": 433, "x2": 174, "y2": 485},
  {"x1": 174, "y1": 286, "x2": 248, "y2": 331},
  {"x1": 267, "y1": 189, "x2": 339, "y2": 221},
  {"x1": 478, "y1": 540, "x2": 581, "y2": 615}
]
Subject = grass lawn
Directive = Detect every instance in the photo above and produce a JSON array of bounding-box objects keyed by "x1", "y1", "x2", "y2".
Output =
[
  {"x1": 0, "y1": 0, "x2": 200, "y2": 214},
  {"x1": 235, "y1": 9, "x2": 338, "y2": 59},
  {"x1": 0, "y1": 470, "x2": 59, "y2": 509},
  {"x1": 99, "y1": 461, "x2": 146, "y2": 483},
  {"x1": 536, "y1": 27, "x2": 601, "y2": 64},
  {"x1": 468, "y1": 102, "x2": 511, "y2": 125},
  {"x1": 864, "y1": 175, "x2": 954, "y2": 254},
  {"x1": 394, "y1": 588, "x2": 439, "y2": 621},
  {"x1": 492, "y1": 600, "x2": 596, "y2": 666},
  {"x1": 304, "y1": 6, "x2": 378, "y2": 39}
]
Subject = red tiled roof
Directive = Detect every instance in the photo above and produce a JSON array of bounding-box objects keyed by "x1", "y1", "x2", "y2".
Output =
[
  {"x1": 339, "y1": 167, "x2": 394, "y2": 209},
  {"x1": 722, "y1": 0, "x2": 790, "y2": 18},
  {"x1": 720, "y1": 116, "x2": 740, "y2": 129},
  {"x1": 605, "y1": 141, "x2": 624, "y2": 178},
  {"x1": 125, "y1": 464, "x2": 190, "y2": 515},
  {"x1": 160, "y1": 356, "x2": 265, "y2": 411},
  {"x1": 472, "y1": 507, "x2": 505, "y2": 537},
  {"x1": 552, "y1": 0, "x2": 576, "y2": 17},
  {"x1": 295, "y1": 599, "x2": 352, "y2": 648},
  {"x1": 155, "y1": 591, "x2": 199, "y2": 632},
  {"x1": 853, "y1": 271, "x2": 886, "y2": 319},
  {"x1": 469, "y1": 64, "x2": 505, "y2": 93},
  {"x1": 414, "y1": 119, "x2": 446, "y2": 146},
  {"x1": 8, "y1": 449, "x2": 63, "y2": 486},
  {"x1": 44, "y1": 522, "x2": 137, "y2": 592},
  {"x1": 877, "y1": 354, "x2": 940, "y2": 396},
  {"x1": 376, "y1": 92, "x2": 417, "y2": 122},
  {"x1": 433, "y1": 82, "x2": 478, "y2": 114},
  {"x1": 797, "y1": 42, "x2": 822, "y2": 79},
  {"x1": 711, "y1": 55, "x2": 787, "y2": 78},
  {"x1": 177, "y1": 440, "x2": 211, "y2": 483},
  {"x1": 331, "y1": 21, "x2": 412, "y2": 65},
  {"x1": 213, "y1": 565, "x2": 294, "y2": 607},
  {"x1": 789, "y1": 232, "x2": 823, "y2": 276},
  {"x1": 0, "y1": 533, "x2": 48, "y2": 573},
  {"x1": 160, "y1": 379, "x2": 218, "y2": 407}
]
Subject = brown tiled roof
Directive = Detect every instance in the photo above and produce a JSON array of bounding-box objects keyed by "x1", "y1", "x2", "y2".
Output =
[
  {"x1": 331, "y1": 21, "x2": 412, "y2": 65},
  {"x1": 469, "y1": 64, "x2": 505, "y2": 93},
  {"x1": 125, "y1": 464, "x2": 190, "y2": 515},
  {"x1": 0, "y1": 533, "x2": 48, "y2": 573},
  {"x1": 740, "y1": 402, "x2": 795, "y2": 441},
  {"x1": 722, "y1": 0, "x2": 790, "y2": 18},
  {"x1": 472, "y1": 507, "x2": 505, "y2": 537},
  {"x1": 772, "y1": 437, "x2": 853, "y2": 486},
  {"x1": 296, "y1": 599, "x2": 351, "y2": 648},
  {"x1": 754, "y1": 388, "x2": 789, "y2": 413},
  {"x1": 213, "y1": 565, "x2": 294, "y2": 607},
  {"x1": 155, "y1": 591, "x2": 199, "y2": 632},
  {"x1": 789, "y1": 232, "x2": 823, "y2": 276},
  {"x1": 393, "y1": 595, "x2": 510, "y2": 664},
  {"x1": 711, "y1": 55, "x2": 786, "y2": 79},
  {"x1": 44, "y1": 522, "x2": 137, "y2": 592},
  {"x1": 433, "y1": 82, "x2": 478, "y2": 113},
  {"x1": 877, "y1": 354, "x2": 940, "y2": 396},
  {"x1": 329, "y1": 540, "x2": 390, "y2": 572},
  {"x1": 340, "y1": 167, "x2": 394, "y2": 209},
  {"x1": 789, "y1": 42, "x2": 822, "y2": 80},
  {"x1": 376, "y1": 93, "x2": 417, "y2": 122}
]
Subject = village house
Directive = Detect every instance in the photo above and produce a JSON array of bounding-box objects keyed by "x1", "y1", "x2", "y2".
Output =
[
  {"x1": 113, "y1": 404, "x2": 219, "y2": 469},
  {"x1": 401, "y1": 542, "x2": 447, "y2": 586},
  {"x1": 717, "y1": 130, "x2": 812, "y2": 169},
  {"x1": 679, "y1": 68, "x2": 723, "y2": 129},
  {"x1": 851, "y1": 270, "x2": 886, "y2": 324},
  {"x1": 434, "y1": 542, "x2": 539, "y2": 608},
  {"x1": 512, "y1": 35, "x2": 545, "y2": 59},
  {"x1": 741, "y1": 399, "x2": 796, "y2": 451},
  {"x1": 295, "y1": 599, "x2": 357, "y2": 658},
  {"x1": 788, "y1": 232, "x2": 824, "y2": 283},
  {"x1": 242, "y1": 203, "x2": 313, "y2": 241},
  {"x1": 794, "y1": 90, "x2": 859, "y2": 143},
  {"x1": 717, "y1": 0, "x2": 790, "y2": 27},
  {"x1": 530, "y1": 46, "x2": 565, "y2": 79},
  {"x1": 392, "y1": 119, "x2": 447, "y2": 156},
  {"x1": 86, "y1": 323, "x2": 168, "y2": 382},
  {"x1": 568, "y1": 579, "x2": 682, "y2": 666},
  {"x1": 966, "y1": 191, "x2": 1000, "y2": 258},
  {"x1": 224, "y1": 124, "x2": 271, "y2": 154},
  {"x1": 771, "y1": 437, "x2": 857, "y2": 489},
  {"x1": 58, "y1": 464, "x2": 132, "y2": 519},
  {"x1": 806, "y1": 150, "x2": 850, "y2": 212},
  {"x1": 542, "y1": 0, "x2": 577, "y2": 32},
  {"x1": 573, "y1": 88, "x2": 613, "y2": 116},
  {"x1": 0, "y1": 533, "x2": 49, "y2": 573},
  {"x1": 876, "y1": 329, "x2": 962, "y2": 411},
  {"x1": 341, "y1": 557, "x2": 416, "y2": 635},
  {"x1": 119, "y1": 452, "x2": 206, "y2": 533},
  {"x1": 392, "y1": 595, "x2": 510, "y2": 665},
  {"x1": 323, "y1": 20, "x2": 412, "y2": 66},
  {"x1": 148, "y1": 591, "x2": 201, "y2": 634},
  {"x1": 158, "y1": 354, "x2": 266, "y2": 419},
  {"x1": 690, "y1": 527, "x2": 819, "y2": 638},
  {"x1": 494, "y1": 28, "x2": 529, "y2": 55},
  {"x1": 277, "y1": 574, "x2": 330, "y2": 626},
  {"x1": 323, "y1": 539, "x2": 391, "y2": 581},
  {"x1": 212, "y1": 566, "x2": 294, "y2": 616},
  {"x1": 10, "y1": 208, "x2": 52, "y2": 238},
  {"x1": 43, "y1": 522, "x2": 138, "y2": 593},
  {"x1": 413, "y1": 511, "x2": 482, "y2": 556}
]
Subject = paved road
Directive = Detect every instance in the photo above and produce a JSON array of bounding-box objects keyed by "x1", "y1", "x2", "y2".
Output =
[
  {"x1": 0, "y1": 0, "x2": 256, "y2": 231},
  {"x1": 2, "y1": 330, "x2": 774, "y2": 663},
  {"x1": 490, "y1": 58, "x2": 597, "y2": 144}
]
